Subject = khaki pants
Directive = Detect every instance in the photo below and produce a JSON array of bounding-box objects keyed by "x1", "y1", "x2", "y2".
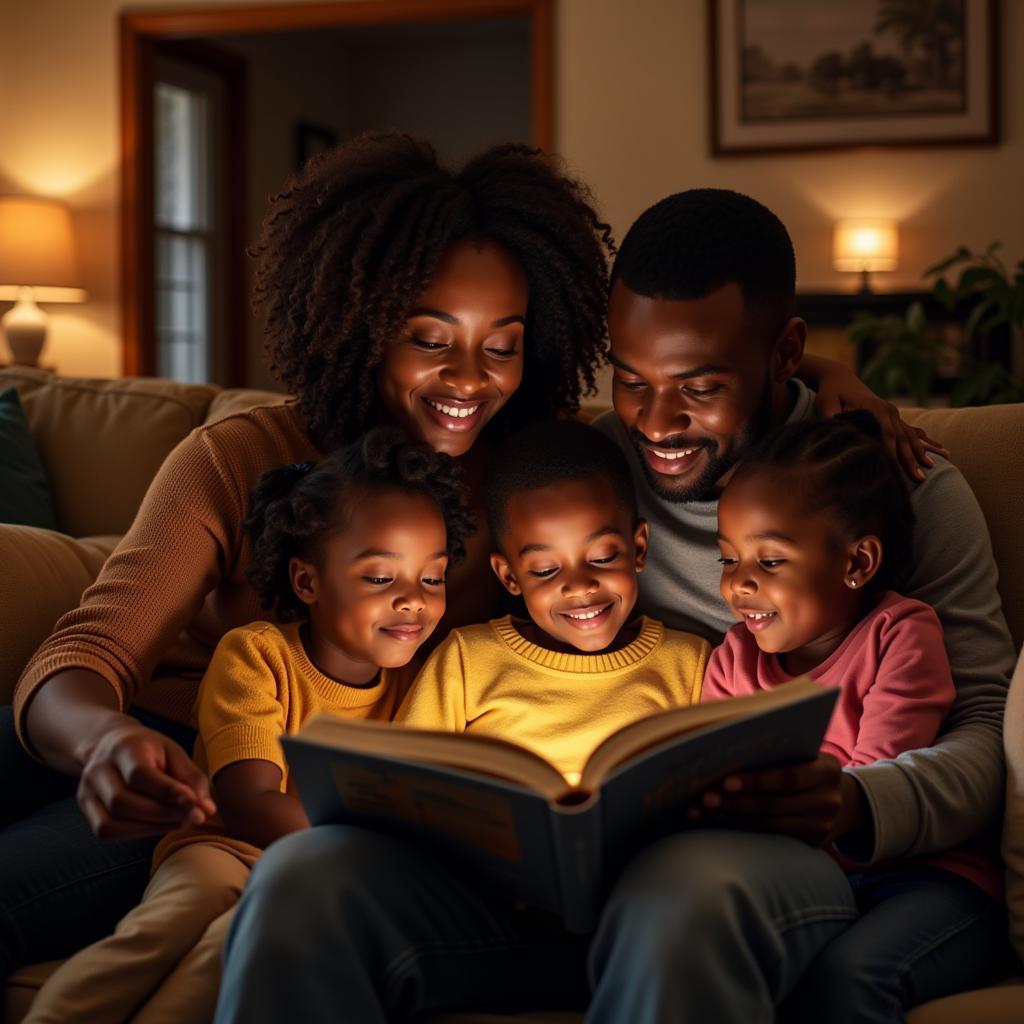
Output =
[{"x1": 25, "y1": 841, "x2": 256, "y2": 1024}]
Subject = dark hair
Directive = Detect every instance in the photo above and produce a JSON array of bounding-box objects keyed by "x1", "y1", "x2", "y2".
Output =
[
  {"x1": 610, "y1": 188, "x2": 795, "y2": 342},
  {"x1": 244, "y1": 427, "x2": 475, "y2": 621},
  {"x1": 731, "y1": 411, "x2": 915, "y2": 594},
  {"x1": 484, "y1": 419, "x2": 638, "y2": 544},
  {"x1": 251, "y1": 130, "x2": 614, "y2": 451}
]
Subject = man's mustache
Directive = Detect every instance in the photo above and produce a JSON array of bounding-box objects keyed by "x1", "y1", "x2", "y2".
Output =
[{"x1": 627, "y1": 429, "x2": 712, "y2": 452}]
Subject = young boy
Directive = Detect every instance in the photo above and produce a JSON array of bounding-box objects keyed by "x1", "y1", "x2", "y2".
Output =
[{"x1": 396, "y1": 419, "x2": 710, "y2": 784}]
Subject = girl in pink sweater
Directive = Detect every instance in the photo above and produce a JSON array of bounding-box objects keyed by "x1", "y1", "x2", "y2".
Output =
[
  {"x1": 703, "y1": 410, "x2": 1008, "y2": 1023},
  {"x1": 703, "y1": 410, "x2": 953, "y2": 765}
]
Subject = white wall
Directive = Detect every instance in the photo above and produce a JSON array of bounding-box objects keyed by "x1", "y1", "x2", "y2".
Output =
[{"x1": 1, "y1": 0, "x2": 1021, "y2": 379}]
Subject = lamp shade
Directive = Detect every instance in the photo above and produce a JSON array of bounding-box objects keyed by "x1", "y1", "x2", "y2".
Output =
[
  {"x1": 0, "y1": 196, "x2": 85, "y2": 303},
  {"x1": 832, "y1": 219, "x2": 899, "y2": 273}
]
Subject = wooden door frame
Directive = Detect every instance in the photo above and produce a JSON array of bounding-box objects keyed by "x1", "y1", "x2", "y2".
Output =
[{"x1": 119, "y1": 0, "x2": 554, "y2": 380}]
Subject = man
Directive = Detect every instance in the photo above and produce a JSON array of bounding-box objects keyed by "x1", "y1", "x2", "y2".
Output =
[
  {"x1": 214, "y1": 192, "x2": 1014, "y2": 1024},
  {"x1": 590, "y1": 188, "x2": 1014, "y2": 1019}
]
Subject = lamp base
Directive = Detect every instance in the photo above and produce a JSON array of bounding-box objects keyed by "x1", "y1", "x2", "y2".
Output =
[{"x1": 1, "y1": 291, "x2": 48, "y2": 366}]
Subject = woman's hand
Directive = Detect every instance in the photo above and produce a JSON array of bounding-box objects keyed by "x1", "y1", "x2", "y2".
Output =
[
  {"x1": 686, "y1": 754, "x2": 866, "y2": 847},
  {"x1": 77, "y1": 719, "x2": 217, "y2": 840},
  {"x1": 813, "y1": 369, "x2": 949, "y2": 482}
]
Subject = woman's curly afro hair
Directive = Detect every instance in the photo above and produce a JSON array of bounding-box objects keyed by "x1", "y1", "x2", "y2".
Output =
[
  {"x1": 244, "y1": 426, "x2": 476, "y2": 622},
  {"x1": 251, "y1": 130, "x2": 614, "y2": 451}
]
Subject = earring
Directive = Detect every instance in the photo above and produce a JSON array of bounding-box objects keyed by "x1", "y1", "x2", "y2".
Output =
[{"x1": 847, "y1": 577, "x2": 858, "y2": 588}]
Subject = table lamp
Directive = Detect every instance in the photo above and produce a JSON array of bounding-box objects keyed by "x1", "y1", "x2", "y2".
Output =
[
  {"x1": 833, "y1": 219, "x2": 898, "y2": 294},
  {"x1": 0, "y1": 196, "x2": 86, "y2": 366}
]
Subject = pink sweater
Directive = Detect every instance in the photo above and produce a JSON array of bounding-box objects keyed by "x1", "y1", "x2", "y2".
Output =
[
  {"x1": 703, "y1": 591, "x2": 954, "y2": 767},
  {"x1": 703, "y1": 591, "x2": 999, "y2": 897}
]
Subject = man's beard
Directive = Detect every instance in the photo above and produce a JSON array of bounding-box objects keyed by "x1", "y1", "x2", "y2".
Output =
[{"x1": 628, "y1": 386, "x2": 774, "y2": 504}]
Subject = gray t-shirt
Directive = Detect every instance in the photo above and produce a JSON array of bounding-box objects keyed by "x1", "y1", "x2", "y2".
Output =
[{"x1": 593, "y1": 380, "x2": 1014, "y2": 862}]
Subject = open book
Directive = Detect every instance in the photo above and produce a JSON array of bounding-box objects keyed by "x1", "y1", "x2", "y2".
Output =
[{"x1": 282, "y1": 676, "x2": 837, "y2": 932}]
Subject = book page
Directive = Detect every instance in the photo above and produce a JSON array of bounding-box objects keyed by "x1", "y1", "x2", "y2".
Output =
[{"x1": 579, "y1": 675, "x2": 822, "y2": 791}]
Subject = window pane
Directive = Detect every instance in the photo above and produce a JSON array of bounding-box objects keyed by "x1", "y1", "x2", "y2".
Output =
[
  {"x1": 155, "y1": 82, "x2": 209, "y2": 231},
  {"x1": 155, "y1": 231, "x2": 210, "y2": 383}
]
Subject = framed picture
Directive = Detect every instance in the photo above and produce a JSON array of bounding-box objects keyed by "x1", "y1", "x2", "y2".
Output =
[
  {"x1": 294, "y1": 121, "x2": 338, "y2": 171},
  {"x1": 709, "y1": 0, "x2": 999, "y2": 155}
]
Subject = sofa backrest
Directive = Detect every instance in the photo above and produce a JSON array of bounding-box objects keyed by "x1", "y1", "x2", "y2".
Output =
[
  {"x1": 903, "y1": 404, "x2": 1024, "y2": 650},
  {"x1": 0, "y1": 368, "x2": 284, "y2": 538}
]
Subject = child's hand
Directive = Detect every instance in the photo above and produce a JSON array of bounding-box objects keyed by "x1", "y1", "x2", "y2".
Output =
[
  {"x1": 76, "y1": 721, "x2": 217, "y2": 840},
  {"x1": 686, "y1": 754, "x2": 861, "y2": 847}
]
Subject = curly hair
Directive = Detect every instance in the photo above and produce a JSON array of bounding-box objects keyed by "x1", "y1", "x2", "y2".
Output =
[
  {"x1": 251, "y1": 130, "x2": 614, "y2": 451},
  {"x1": 731, "y1": 410, "x2": 915, "y2": 595},
  {"x1": 244, "y1": 427, "x2": 476, "y2": 622}
]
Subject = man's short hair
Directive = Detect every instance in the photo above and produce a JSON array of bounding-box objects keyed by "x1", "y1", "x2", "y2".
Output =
[
  {"x1": 485, "y1": 420, "x2": 639, "y2": 544},
  {"x1": 611, "y1": 188, "x2": 796, "y2": 341}
]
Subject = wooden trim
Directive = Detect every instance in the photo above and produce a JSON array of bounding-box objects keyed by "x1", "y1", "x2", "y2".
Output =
[
  {"x1": 529, "y1": 0, "x2": 552, "y2": 149},
  {"x1": 120, "y1": 0, "x2": 537, "y2": 37},
  {"x1": 121, "y1": 0, "x2": 551, "y2": 380}
]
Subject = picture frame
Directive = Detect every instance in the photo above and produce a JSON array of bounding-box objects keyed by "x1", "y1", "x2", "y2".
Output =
[
  {"x1": 294, "y1": 120, "x2": 339, "y2": 171},
  {"x1": 708, "y1": 0, "x2": 999, "y2": 155}
]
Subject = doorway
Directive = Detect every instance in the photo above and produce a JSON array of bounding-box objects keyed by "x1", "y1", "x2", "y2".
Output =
[{"x1": 120, "y1": 0, "x2": 552, "y2": 385}]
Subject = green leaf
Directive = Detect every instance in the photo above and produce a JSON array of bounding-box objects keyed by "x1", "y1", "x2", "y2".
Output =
[
  {"x1": 924, "y1": 246, "x2": 972, "y2": 278},
  {"x1": 906, "y1": 301, "x2": 927, "y2": 336},
  {"x1": 964, "y1": 298, "x2": 996, "y2": 341},
  {"x1": 932, "y1": 277, "x2": 955, "y2": 310},
  {"x1": 956, "y1": 266, "x2": 1002, "y2": 298}
]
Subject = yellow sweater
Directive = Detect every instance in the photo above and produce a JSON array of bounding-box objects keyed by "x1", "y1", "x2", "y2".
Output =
[
  {"x1": 153, "y1": 619, "x2": 409, "y2": 869},
  {"x1": 397, "y1": 615, "x2": 710, "y2": 783}
]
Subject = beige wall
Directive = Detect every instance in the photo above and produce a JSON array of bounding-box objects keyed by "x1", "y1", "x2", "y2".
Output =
[{"x1": 1, "y1": 0, "x2": 1021, "y2": 380}]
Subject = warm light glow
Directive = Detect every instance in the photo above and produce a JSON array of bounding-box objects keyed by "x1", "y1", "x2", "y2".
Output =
[
  {"x1": 833, "y1": 219, "x2": 899, "y2": 273},
  {"x1": 0, "y1": 196, "x2": 86, "y2": 302}
]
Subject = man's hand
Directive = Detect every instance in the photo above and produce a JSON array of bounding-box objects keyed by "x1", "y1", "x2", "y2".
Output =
[
  {"x1": 77, "y1": 721, "x2": 217, "y2": 840},
  {"x1": 688, "y1": 754, "x2": 866, "y2": 847},
  {"x1": 813, "y1": 372, "x2": 948, "y2": 482}
]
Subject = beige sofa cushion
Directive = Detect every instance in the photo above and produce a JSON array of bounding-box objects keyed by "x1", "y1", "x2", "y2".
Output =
[
  {"x1": 204, "y1": 387, "x2": 287, "y2": 425},
  {"x1": 903, "y1": 404, "x2": 1024, "y2": 648},
  {"x1": 16, "y1": 376, "x2": 217, "y2": 537},
  {"x1": 0, "y1": 528, "x2": 119, "y2": 704}
]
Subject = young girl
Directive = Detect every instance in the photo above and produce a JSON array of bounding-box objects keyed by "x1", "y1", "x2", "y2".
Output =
[
  {"x1": 703, "y1": 410, "x2": 1006, "y2": 1022},
  {"x1": 24, "y1": 428, "x2": 474, "y2": 1024}
]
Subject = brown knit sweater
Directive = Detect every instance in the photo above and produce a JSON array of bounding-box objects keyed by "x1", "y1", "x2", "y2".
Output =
[{"x1": 14, "y1": 402, "x2": 318, "y2": 750}]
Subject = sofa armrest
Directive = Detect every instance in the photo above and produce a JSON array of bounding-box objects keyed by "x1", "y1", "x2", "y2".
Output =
[{"x1": 0, "y1": 527, "x2": 119, "y2": 705}]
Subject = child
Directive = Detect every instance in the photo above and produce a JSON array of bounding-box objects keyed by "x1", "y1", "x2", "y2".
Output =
[
  {"x1": 398, "y1": 419, "x2": 710, "y2": 786},
  {"x1": 25, "y1": 428, "x2": 474, "y2": 1024},
  {"x1": 702, "y1": 410, "x2": 1004, "y2": 1021}
]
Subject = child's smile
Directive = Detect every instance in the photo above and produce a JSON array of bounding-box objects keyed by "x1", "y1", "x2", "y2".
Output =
[{"x1": 716, "y1": 472, "x2": 871, "y2": 674}]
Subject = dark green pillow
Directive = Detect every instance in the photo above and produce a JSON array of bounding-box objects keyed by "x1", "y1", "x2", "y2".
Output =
[{"x1": 0, "y1": 387, "x2": 58, "y2": 530}]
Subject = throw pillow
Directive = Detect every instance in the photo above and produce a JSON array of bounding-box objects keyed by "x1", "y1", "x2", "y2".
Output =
[{"x1": 0, "y1": 387, "x2": 58, "y2": 530}]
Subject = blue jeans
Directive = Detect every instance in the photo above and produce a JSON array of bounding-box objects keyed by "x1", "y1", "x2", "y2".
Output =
[
  {"x1": 215, "y1": 825, "x2": 859, "y2": 1024},
  {"x1": 783, "y1": 866, "x2": 1011, "y2": 1024},
  {"x1": 0, "y1": 704, "x2": 196, "y2": 979}
]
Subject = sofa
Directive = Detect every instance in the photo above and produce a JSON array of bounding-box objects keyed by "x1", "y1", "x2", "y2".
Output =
[{"x1": 1, "y1": 365, "x2": 1022, "y2": 1022}]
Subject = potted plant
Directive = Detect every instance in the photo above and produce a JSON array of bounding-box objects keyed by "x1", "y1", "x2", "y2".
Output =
[
  {"x1": 926, "y1": 243, "x2": 1024, "y2": 406},
  {"x1": 847, "y1": 243, "x2": 1024, "y2": 406}
]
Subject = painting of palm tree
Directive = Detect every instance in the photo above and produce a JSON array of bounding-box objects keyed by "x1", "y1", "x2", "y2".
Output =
[{"x1": 710, "y1": 0, "x2": 997, "y2": 153}]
